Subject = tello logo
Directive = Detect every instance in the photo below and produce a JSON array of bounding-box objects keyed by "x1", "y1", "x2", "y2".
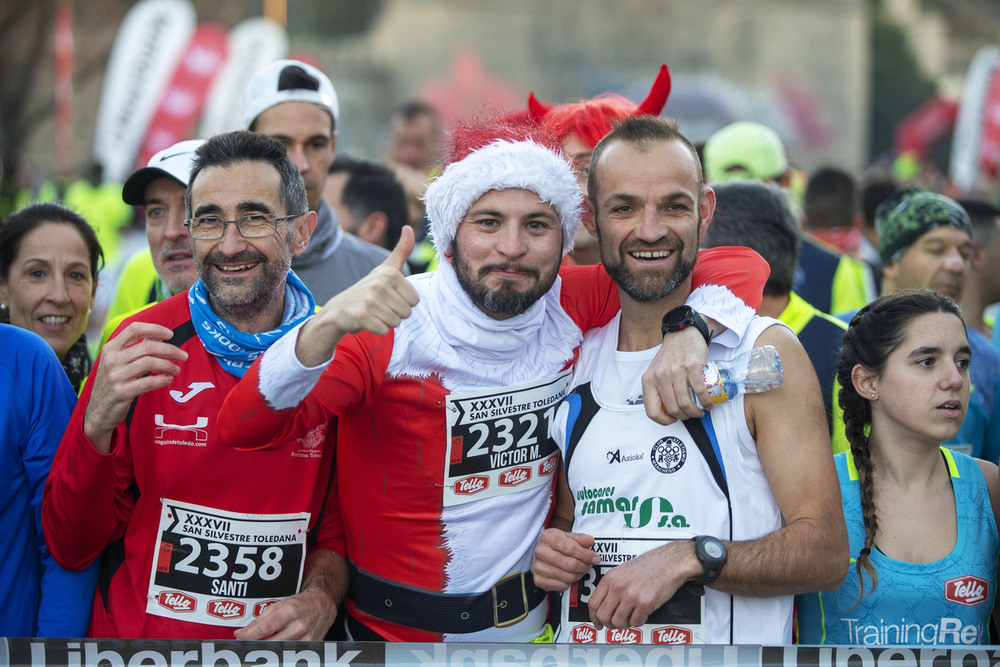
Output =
[
  {"x1": 652, "y1": 625, "x2": 693, "y2": 644},
  {"x1": 539, "y1": 454, "x2": 558, "y2": 476},
  {"x1": 946, "y1": 575, "x2": 989, "y2": 606},
  {"x1": 207, "y1": 599, "x2": 246, "y2": 620},
  {"x1": 607, "y1": 627, "x2": 642, "y2": 644},
  {"x1": 157, "y1": 591, "x2": 196, "y2": 612},
  {"x1": 254, "y1": 600, "x2": 278, "y2": 617},
  {"x1": 571, "y1": 624, "x2": 598, "y2": 643},
  {"x1": 454, "y1": 475, "x2": 489, "y2": 495},
  {"x1": 499, "y1": 467, "x2": 531, "y2": 487}
]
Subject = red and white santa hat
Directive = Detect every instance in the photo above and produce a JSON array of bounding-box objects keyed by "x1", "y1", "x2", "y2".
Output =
[{"x1": 424, "y1": 133, "x2": 583, "y2": 258}]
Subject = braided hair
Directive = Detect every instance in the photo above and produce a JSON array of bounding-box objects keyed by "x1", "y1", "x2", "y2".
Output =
[{"x1": 837, "y1": 288, "x2": 966, "y2": 605}]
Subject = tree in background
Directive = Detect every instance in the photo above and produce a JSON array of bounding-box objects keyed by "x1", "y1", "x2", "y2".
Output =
[{"x1": 869, "y1": 1, "x2": 938, "y2": 168}]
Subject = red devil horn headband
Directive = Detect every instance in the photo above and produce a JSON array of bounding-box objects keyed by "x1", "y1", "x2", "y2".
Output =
[
  {"x1": 637, "y1": 63, "x2": 671, "y2": 116},
  {"x1": 527, "y1": 92, "x2": 551, "y2": 122},
  {"x1": 526, "y1": 63, "x2": 672, "y2": 119}
]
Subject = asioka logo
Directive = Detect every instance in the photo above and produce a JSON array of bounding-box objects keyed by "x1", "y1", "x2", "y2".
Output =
[
  {"x1": 499, "y1": 467, "x2": 531, "y2": 487},
  {"x1": 946, "y1": 575, "x2": 989, "y2": 606},
  {"x1": 207, "y1": 599, "x2": 246, "y2": 620},
  {"x1": 454, "y1": 475, "x2": 489, "y2": 495},
  {"x1": 157, "y1": 591, "x2": 196, "y2": 612},
  {"x1": 606, "y1": 627, "x2": 642, "y2": 644},
  {"x1": 607, "y1": 449, "x2": 644, "y2": 464},
  {"x1": 571, "y1": 624, "x2": 598, "y2": 643},
  {"x1": 652, "y1": 626, "x2": 693, "y2": 644}
]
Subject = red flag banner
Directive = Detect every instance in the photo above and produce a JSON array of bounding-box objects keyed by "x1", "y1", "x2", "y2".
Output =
[
  {"x1": 977, "y1": 65, "x2": 1000, "y2": 180},
  {"x1": 134, "y1": 22, "x2": 228, "y2": 170},
  {"x1": 54, "y1": 3, "x2": 74, "y2": 175},
  {"x1": 893, "y1": 96, "x2": 958, "y2": 160}
]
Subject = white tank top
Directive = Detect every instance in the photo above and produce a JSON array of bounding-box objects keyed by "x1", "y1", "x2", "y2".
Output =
[{"x1": 553, "y1": 313, "x2": 792, "y2": 644}]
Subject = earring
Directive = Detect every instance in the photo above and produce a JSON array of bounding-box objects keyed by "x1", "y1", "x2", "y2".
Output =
[{"x1": 870, "y1": 392, "x2": 877, "y2": 399}]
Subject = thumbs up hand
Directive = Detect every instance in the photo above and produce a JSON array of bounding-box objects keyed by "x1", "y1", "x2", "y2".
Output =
[{"x1": 294, "y1": 225, "x2": 421, "y2": 366}]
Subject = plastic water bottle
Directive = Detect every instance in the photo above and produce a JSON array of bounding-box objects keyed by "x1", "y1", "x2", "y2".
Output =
[{"x1": 690, "y1": 345, "x2": 783, "y2": 407}]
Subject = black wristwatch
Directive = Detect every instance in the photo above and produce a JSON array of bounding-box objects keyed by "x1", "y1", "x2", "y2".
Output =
[
  {"x1": 662, "y1": 305, "x2": 711, "y2": 346},
  {"x1": 692, "y1": 535, "x2": 727, "y2": 586}
]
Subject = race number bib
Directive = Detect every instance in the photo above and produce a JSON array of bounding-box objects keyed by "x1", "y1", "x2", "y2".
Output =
[
  {"x1": 564, "y1": 537, "x2": 707, "y2": 645},
  {"x1": 147, "y1": 499, "x2": 309, "y2": 626},
  {"x1": 443, "y1": 371, "x2": 569, "y2": 507}
]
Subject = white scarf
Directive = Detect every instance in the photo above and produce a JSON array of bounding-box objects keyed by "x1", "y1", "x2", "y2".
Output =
[{"x1": 388, "y1": 261, "x2": 582, "y2": 393}]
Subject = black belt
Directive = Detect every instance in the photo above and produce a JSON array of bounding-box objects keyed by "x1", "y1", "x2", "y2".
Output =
[{"x1": 348, "y1": 562, "x2": 547, "y2": 634}]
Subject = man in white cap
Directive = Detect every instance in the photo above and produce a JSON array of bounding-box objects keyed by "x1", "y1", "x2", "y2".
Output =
[
  {"x1": 101, "y1": 140, "x2": 205, "y2": 345},
  {"x1": 243, "y1": 59, "x2": 401, "y2": 303},
  {"x1": 218, "y1": 122, "x2": 768, "y2": 642}
]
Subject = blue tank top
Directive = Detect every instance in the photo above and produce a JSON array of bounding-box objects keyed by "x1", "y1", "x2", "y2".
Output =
[{"x1": 796, "y1": 449, "x2": 999, "y2": 645}]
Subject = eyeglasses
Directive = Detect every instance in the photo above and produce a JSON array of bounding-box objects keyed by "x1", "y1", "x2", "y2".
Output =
[{"x1": 184, "y1": 213, "x2": 300, "y2": 240}]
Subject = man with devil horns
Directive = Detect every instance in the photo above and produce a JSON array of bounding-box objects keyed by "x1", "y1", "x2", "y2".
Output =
[{"x1": 217, "y1": 115, "x2": 768, "y2": 642}]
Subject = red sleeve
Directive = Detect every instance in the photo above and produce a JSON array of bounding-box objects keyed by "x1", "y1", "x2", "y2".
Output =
[
  {"x1": 691, "y1": 246, "x2": 769, "y2": 312},
  {"x1": 42, "y1": 368, "x2": 137, "y2": 571},
  {"x1": 218, "y1": 330, "x2": 394, "y2": 452},
  {"x1": 557, "y1": 264, "x2": 621, "y2": 330}
]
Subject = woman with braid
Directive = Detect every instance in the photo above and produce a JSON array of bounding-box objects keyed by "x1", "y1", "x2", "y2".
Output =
[{"x1": 796, "y1": 289, "x2": 1000, "y2": 645}]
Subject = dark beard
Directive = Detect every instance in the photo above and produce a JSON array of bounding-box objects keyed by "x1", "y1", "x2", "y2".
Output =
[{"x1": 452, "y1": 245, "x2": 559, "y2": 317}]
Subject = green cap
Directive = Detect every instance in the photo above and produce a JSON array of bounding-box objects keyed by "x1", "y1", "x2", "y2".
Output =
[{"x1": 703, "y1": 121, "x2": 788, "y2": 183}]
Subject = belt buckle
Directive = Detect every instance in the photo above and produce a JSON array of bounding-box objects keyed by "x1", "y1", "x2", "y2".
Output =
[{"x1": 492, "y1": 571, "x2": 529, "y2": 628}]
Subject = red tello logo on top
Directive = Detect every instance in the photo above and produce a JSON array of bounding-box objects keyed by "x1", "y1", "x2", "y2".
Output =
[
  {"x1": 652, "y1": 625, "x2": 693, "y2": 644},
  {"x1": 499, "y1": 467, "x2": 531, "y2": 487},
  {"x1": 946, "y1": 575, "x2": 989, "y2": 606},
  {"x1": 539, "y1": 453, "x2": 559, "y2": 477},
  {"x1": 157, "y1": 591, "x2": 196, "y2": 612},
  {"x1": 207, "y1": 599, "x2": 246, "y2": 620},
  {"x1": 454, "y1": 475, "x2": 489, "y2": 495},
  {"x1": 254, "y1": 600, "x2": 278, "y2": 617},
  {"x1": 606, "y1": 627, "x2": 642, "y2": 644},
  {"x1": 571, "y1": 624, "x2": 598, "y2": 643}
]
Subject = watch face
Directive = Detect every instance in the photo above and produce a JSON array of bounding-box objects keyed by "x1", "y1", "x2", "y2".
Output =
[
  {"x1": 704, "y1": 540, "x2": 725, "y2": 559},
  {"x1": 666, "y1": 306, "x2": 692, "y2": 326}
]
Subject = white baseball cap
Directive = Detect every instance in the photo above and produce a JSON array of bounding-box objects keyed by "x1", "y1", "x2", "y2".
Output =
[
  {"x1": 242, "y1": 59, "x2": 339, "y2": 130},
  {"x1": 122, "y1": 139, "x2": 205, "y2": 205}
]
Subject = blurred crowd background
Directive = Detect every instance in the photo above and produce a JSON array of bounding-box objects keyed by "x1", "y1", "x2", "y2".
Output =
[{"x1": 2, "y1": 0, "x2": 1000, "y2": 334}]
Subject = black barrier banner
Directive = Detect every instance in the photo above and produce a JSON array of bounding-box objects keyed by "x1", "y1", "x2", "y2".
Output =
[
  {"x1": 0, "y1": 639, "x2": 385, "y2": 667},
  {"x1": 5, "y1": 640, "x2": 1000, "y2": 667}
]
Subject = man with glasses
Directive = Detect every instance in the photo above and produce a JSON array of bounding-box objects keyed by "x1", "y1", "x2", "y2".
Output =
[{"x1": 43, "y1": 131, "x2": 347, "y2": 639}]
